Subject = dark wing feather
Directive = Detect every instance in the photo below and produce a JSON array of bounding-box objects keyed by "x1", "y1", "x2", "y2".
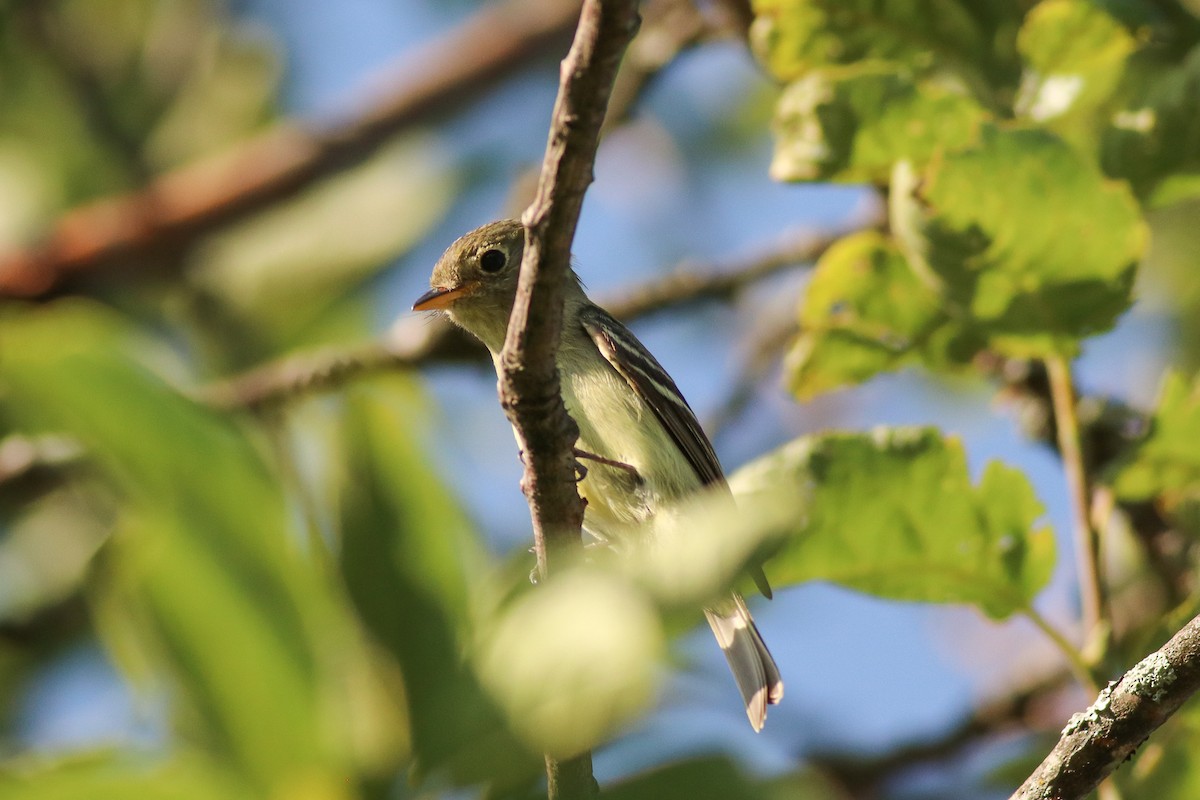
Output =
[
  {"x1": 579, "y1": 304, "x2": 773, "y2": 599},
  {"x1": 579, "y1": 304, "x2": 724, "y2": 487}
]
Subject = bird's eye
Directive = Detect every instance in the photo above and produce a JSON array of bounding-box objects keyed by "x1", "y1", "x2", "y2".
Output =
[{"x1": 479, "y1": 248, "x2": 507, "y2": 273}]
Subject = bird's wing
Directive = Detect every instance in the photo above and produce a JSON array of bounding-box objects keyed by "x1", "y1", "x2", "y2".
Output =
[
  {"x1": 578, "y1": 303, "x2": 725, "y2": 487},
  {"x1": 579, "y1": 304, "x2": 773, "y2": 599}
]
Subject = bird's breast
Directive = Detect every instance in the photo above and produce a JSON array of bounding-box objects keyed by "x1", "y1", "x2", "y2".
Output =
[{"x1": 560, "y1": 356, "x2": 699, "y2": 537}]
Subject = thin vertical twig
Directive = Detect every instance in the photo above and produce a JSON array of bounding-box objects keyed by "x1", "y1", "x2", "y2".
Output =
[
  {"x1": 495, "y1": 0, "x2": 640, "y2": 797},
  {"x1": 1045, "y1": 355, "x2": 1108, "y2": 662},
  {"x1": 1023, "y1": 607, "x2": 1098, "y2": 693}
]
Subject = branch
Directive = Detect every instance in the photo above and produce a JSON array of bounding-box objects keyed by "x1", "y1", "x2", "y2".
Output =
[
  {"x1": 1045, "y1": 355, "x2": 1109, "y2": 664},
  {"x1": 814, "y1": 668, "x2": 1075, "y2": 796},
  {"x1": 504, "y1": 0, "x2": 637, "y2": 634},
  {"x1": 493, "y1": 0, "x2": 638, "y2": 796},
  {"x1": 200, "y1": 224, "x2": 847, "y2": 411},
  {"x1": 1012, "y1": 612, "x2": 1200, "y2": 799},
  {"x1": 0, "y1": 0, "x2": 582, "y2": 299}
]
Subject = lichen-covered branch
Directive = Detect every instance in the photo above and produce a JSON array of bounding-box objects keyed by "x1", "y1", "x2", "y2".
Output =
[{"x1": 1012, "y1": 612, "x2": 1200, "y2": 799}]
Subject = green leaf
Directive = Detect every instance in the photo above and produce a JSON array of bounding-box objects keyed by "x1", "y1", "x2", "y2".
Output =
[
  {"x1": 0, "y1": 753, "x2": 254, "y2": 800},
  {"x1": 1109, "y1": 371, "x2": 1200, "y2": 503},
  {"x1": 477, "y1": 570, "x2": 663, "y2": 759},
  {"x1": 785, "y1": 230, "x2": 978, "y2": 397},
  {"x1": 750, "y1": 0, "x2": 1024, "y2": 103},
  {"x1": 752, "y1": 0, "x2": 988, "y2": 78},
  {"x1": 336, "y1": 387, "x2": 539, "y2": 786},
  {"x1": 0, "y1": 302, "x2": 339, "y2": 791},
  {"x1": 730, "y1": 428, "x2": 1055, "y2": 619},
  {"x1": 770, "y1": 62, "x2": 987, "y2": 183},
  {"x1": 1103, "y1": 44, "x2": 1200, "y2": 202},
  {"x1": 893, "y1": 125, "x2": 1146, "y2": 357},
  {"x1": 1015, "y1": 0, "x2": 1135, "y2": 128},
  {"x1": 191, "y1": 135, "x2": 456, "y2": 358}
]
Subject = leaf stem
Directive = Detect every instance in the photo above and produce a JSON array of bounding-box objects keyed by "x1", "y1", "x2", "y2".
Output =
[
  {"x1": 1045, "y1": 354, "x2": 1108, "y2": 663},
  {"x1": 1023, "y1": 606, "x2": 1097, "y2": 693}
]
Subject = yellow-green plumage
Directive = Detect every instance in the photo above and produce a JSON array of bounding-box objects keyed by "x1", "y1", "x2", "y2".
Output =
[{"x1": 415, "y1": 219, "x2": 783, "y2": 730}]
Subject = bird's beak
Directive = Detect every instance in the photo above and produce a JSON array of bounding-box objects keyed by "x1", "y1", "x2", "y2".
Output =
[{"x1": 412, "y1": 284, "x2": 468, "y2": 311}]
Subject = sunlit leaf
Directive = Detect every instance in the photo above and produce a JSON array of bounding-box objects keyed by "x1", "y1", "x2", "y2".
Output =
[
  {"x1": 1109, "y1": 371, "x2": 1200, "y2": 504},
  {"x1": 1103, "y1": 44, "x2": 1200, "y2": 202},
  {"x1": 0, "y1": 302, "x2": 340, "y2": 791},
  {"x1": 770, "y1": 62, "x2": 986, "y2": 183},
  {"x1": 1015, "y1": 0, "x2": 1135, "y2": 129},
  {"x1": 751, "y1": 0, "x2": 997, "y2": 81},
  {"x1": 784, "y1": 230, "x2": 974, "y2": 398},
  {"x1": 892, "y1": 125, "x2": 1146, "y2": 357},
  {"x1": 729, "y1": 428, "x2": 1055, "y2": 619}
]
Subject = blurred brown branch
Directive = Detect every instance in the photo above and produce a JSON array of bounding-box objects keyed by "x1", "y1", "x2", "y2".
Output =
[
  {"x1": 815, "y1": 668, "x2": 1076, "y2": 798},
  {"x1": 1012, "y1": 611, "x2": 1200, "y2": 799},
  {"x1": 0, "y1": 0, "x2": 583, "y2": 299}
]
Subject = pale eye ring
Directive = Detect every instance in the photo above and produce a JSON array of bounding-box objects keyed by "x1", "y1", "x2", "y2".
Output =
[{"x1": 480, "y1": 248, "x2": 507, "y2": 273}]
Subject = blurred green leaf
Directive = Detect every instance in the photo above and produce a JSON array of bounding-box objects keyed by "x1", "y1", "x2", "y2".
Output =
[
  {"x1": 769, "y1": 62, "x2": 987, "y2": 183},
  {"x1": 1014, "y1": 0, "x2": 1134, "y2": 130},
  {"x1": 785, "y1": 230, "x2": 976, "y2": 398},
  {"x1": 752, "y1": 0, "x2": 986, "y2": 78},
  {"x1": 0, "y1": 301, "x2": 341, "y2": 792},
  {"x1": 730, "y1": 428, "x2": 1055, "y2": 619},
  {"x1": 1103, "y1": 44, "x2": 1200, "y2": 202},
  {"x1": 1110, "y1": 371, "x2": 1200, "y2": 504},
  {"x1": 144, "y1": 20, "x2": 281, "y2": 169},
  {"x1": 336, "y1": 386, "x2": 539, "y2": 786},
  {"x1": 191, "y1": 135, "x2": 456, "y2": 358},
  {"x1": 0, "y1": 752, "x2": 254, "y2": 800},
  {"x1": 892, "y1": 125, "x2": 1146, "y2": 357},
  {"x1": 477, "y1": 570, "x2": 662, "y2": 759},
  {"x1": 0, "y1": 0, "x2": 283, "y2": 233}
]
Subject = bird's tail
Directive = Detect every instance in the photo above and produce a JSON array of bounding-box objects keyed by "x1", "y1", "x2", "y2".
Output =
[{"x1": 705, "y1": 593, "x2": 784, "y2": 732}]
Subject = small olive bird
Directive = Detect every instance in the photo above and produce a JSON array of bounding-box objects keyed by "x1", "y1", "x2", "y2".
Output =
[{"x1": 413, "y1": 219, "x2": 783, "y2": 730}]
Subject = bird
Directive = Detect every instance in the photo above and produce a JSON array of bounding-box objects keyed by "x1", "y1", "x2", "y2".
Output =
[{"x1": 413, "y1": 219, "x2": 783, "y2": 731}]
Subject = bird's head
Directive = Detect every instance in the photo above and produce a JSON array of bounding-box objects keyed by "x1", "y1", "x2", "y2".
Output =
[{"x1": 412, "y1": 219, "x2": 526, "y2": 351}]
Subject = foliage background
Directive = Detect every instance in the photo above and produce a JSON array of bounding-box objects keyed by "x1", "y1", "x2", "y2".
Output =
[{"x1": 1, "y1": 0, "x2": 1200, "y2": 798}]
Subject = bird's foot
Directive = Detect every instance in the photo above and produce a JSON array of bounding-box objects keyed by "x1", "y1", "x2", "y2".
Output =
[{"x1": 572, "y1": 448, "x2": 640, "y2": 480}]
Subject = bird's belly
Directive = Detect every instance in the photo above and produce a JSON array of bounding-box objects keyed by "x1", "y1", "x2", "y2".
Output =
[{"x1": 561, "y1": 364, "x2": 698, "y2": 541}]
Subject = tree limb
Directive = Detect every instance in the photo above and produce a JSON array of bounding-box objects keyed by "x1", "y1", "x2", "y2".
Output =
[
  {"x1": 814, "y1": 668, "x2": 1075, "y2": 797},
  {"x1": 493, "y1": 0, "x2": 639, "y2": 796},
  {"x1": 1012, "y1": 611, "x2": 1200, "y2": 799},
  {"x1": 200, "y1": 224, "x2": 846, "y2": 411},
  {"x1": 0, "y1": 0, "x2": 582, "y2": 299}
]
